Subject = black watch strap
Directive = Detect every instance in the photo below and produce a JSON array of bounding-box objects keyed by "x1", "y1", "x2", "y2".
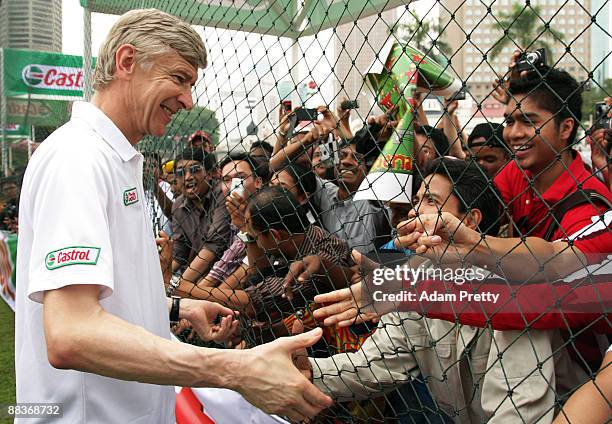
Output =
[{"x1": 170, "y1": 296, "x2": 181, "y2": 323}]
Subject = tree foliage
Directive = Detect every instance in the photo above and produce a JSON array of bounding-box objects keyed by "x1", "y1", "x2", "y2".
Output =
[
  {"x1": 490, "y1": 3, "x2": 564, "y2": 61},
  {"x1": 140, "y1": 106, "x2": 220, "y2": 158},
  {"x1": 390, "y1": 10, "x2": 453, "y2": 64}
]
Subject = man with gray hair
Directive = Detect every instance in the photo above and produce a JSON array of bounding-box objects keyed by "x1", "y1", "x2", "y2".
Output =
[{"x1": 15, "y1": 8, "x2": 331, "y2": 423}]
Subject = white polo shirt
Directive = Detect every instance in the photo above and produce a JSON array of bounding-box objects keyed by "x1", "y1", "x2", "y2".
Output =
[{"x1": 15, "y1": 101, "x2": 174, "y2": 423}]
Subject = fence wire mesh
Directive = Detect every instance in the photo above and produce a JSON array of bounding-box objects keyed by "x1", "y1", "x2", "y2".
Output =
[{"x1": 2, "y1": 0, "x2": 612, "y2": 422}]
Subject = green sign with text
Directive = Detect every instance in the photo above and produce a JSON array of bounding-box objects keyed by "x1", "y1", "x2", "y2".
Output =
[{"x1": 2, "y1": 48, "x2": 95, "y2": 98}]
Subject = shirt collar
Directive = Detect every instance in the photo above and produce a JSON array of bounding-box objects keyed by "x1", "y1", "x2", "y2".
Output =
[{"x1": 70, "y1": 101, "x2": 140, "y2": 163}]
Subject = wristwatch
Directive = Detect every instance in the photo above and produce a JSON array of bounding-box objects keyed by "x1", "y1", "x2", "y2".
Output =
[
  {"x1": 170, "y1": 296, "x2": 181, "y2": 323},
  {"x1": 166, "y1": 273, "x2": 181, "y2": 296},
  {"x1": 237, "y1": 231, "x2": 256, "y2": 244}
]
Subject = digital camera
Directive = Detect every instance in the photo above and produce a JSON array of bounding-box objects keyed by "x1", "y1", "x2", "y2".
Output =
[{"x1": 515, "y1": 48, "x2": 547, "y2": 73}]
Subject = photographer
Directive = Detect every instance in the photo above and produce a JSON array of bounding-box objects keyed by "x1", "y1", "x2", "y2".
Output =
[{"x1": 167, "y1": 152, "x2": 269, "y2": 295}]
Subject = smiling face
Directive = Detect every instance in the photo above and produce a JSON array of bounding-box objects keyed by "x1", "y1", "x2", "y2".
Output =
[
  {"x1": 503, "y1": 93, "x2": 574, "y2": 175},
  {"x1": 175, "y1": 159, "x2": 210, "y2": 200},
  {"x1": 127, "y1": 50, "x2": 197, "y2": 140},
  {"x1": 336, "y1": 144, "x2": 366, "y2": 191},
  {"x1": 410, "y1": 173, "x2": 462, "y2": 219}
]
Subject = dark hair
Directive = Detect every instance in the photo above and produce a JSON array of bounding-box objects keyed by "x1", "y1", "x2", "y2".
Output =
[
  {"x1": 508, "y1": 67, "x2": 582, "y2": 145},
  {"x1": 175, "y1": 147, "x2": 217, "y2": 172},
  {"x1": 279, "y1": 164, "x2": 317, "y2": 199},
  {"x1": 247, "y1": 186, "x2": 309, "y2": 234},
  {"x1": 421, "y1": 157, "x2": 502, "y2": 236},
  {"x1": 1, "y1": 175, "x2": 19, "y2": 186},
  {"x1": 218, "y1": 152, "x2": 271, "y2": 182},
  {"x1": 467, "y1": 122, "x2": 508, "y2": 153},
  {"x1": 415, "y1": 125, "x2": 450, "y2": 157},
  {"x1": 250, "y1": 140, "x2": 274, "y2": 157}
]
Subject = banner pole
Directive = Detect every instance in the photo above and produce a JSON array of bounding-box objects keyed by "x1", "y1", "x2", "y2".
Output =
[
  {"x1": 83, "y1": 6, "x2": 93, "y2": 101},
  {"x1": 29, "y1": 125, "x2": 34, "y2": 159}
]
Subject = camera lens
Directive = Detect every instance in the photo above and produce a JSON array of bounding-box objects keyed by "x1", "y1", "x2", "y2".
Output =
[{"x1": 525, "y1": 51, "x2": 540, "y2": 64}]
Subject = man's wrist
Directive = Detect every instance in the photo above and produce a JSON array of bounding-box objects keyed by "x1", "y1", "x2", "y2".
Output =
[
  {"x1": 218, "y1": 349, "x2": 247, "y2": 391},
  {"x1": 178, "y1": 298, "x2": 197, "y2": 321}
]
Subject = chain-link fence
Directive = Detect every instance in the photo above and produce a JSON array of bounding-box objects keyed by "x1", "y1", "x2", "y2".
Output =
[{"x1": 2, "y1": 0, "x2": 612, "y2": 422}]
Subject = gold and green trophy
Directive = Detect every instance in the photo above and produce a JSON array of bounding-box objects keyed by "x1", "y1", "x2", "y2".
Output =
[{"x1": 354, "y1": 41, "x2": 461, "y2": 204}]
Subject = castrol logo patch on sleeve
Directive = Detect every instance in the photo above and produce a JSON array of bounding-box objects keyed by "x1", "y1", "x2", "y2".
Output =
[{"x1": 45, "y1": 246, "x2": 101, "y2": 270}]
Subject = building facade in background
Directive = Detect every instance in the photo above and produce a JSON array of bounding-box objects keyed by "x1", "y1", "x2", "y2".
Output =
[
  {"x1": 439, "y1": 0, "x2": 604, "y2": 102},
  {"x1": 591, "y1": 0, "x2": 609, "y2": 85},
  {"x1": 0, "y1": 0, "x2": 62, "y2": 52},
  {"x1": 333, "y1": 10, "x2": 399, "y2": 117}
]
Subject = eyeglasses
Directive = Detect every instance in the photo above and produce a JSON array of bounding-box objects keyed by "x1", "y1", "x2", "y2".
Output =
[{"x1": 175, "y1": 164, "x2": 204, "y2": 177}]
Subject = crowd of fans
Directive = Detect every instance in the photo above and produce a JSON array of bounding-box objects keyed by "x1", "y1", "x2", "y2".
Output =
[{"x1": 4, "y1": 50, "x2": 611, "y2": 422}]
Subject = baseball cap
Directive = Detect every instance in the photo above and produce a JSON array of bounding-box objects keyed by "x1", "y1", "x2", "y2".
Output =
[{"x1": 188, "y1": 130, "x2": 212, "y2": 144}]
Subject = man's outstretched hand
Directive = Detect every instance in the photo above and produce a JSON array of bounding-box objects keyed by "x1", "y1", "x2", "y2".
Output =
[{"x1": 238, "y1": 328, "x2": 333, "y2": 422}]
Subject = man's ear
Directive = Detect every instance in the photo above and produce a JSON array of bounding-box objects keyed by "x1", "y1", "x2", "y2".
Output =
[
  {"x1": 464, "y1": 208, "x2": 482, "y2": 231},
  {"x1": 559, "y1": 117, "x2": 575, "y2": 146},
  {"x1": 269, "y1": 228, "x2": 281, "y2": 242},
  {"x1": 114, "y1": 44, "x2": 138, "y2": 80}
]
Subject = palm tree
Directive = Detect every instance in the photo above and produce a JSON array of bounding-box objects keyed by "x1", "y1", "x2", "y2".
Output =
[
  {"x1": 390, "y1": 10, "x2": 453, "y2": 64},
  {"x1": 490, "y1": 2, "x2": 564, "y2": 61}
]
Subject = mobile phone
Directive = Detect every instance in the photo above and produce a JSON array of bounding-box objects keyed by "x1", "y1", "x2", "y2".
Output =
[
  {"x1": 294, "y1": 108, "x2": 318, "y2": 122},
  {"x1": 594, "y1": 102, "x2": 612, "y2": 130},
  {"x1": 448, "y1": 88, "x2": 466, "y2": 101},
  {"x1": 319, "y1": 133, "x2": 339, "y2": 168},
  {"x1": 282, "y1": 100, "x2": 292, "y2": 112},
  {"x1": 340, "y1": 99, "x2": 359, "y2": 110},
  {"x1": 229, "y1": 177, "x2": 245, "y2": 197}
]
